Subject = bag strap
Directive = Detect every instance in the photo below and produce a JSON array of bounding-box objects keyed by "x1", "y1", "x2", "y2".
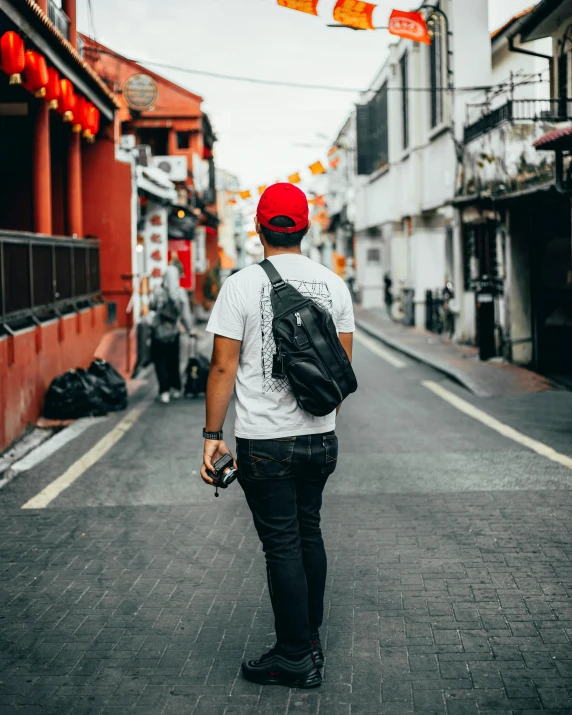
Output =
[{"x1": 259, "y1": 259, "x2": 287, "y2": 291}]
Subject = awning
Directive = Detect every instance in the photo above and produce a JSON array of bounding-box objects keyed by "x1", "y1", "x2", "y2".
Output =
[
  {"x1": 136, "y1": 165, "x2": 177, "y2": 202},
  {"x1": 534, "y1": 125, "x2": 572, "y2": 150}
]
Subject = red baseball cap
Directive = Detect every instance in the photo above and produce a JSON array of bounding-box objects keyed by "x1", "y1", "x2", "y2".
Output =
[{"x1": 257, "y1": 183, "x2": 309, "y2": 234}]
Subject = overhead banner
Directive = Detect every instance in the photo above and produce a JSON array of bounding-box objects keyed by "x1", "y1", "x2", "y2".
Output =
[
  {"x1": 388, "y1": 9, "x2": 431, "y2": 44},
  {"x1": 333, "y1": 0, "x2": 376, "y2": 30},
  {"x1": 277, "y1": 0, "x2": 320, "y2": 15}
]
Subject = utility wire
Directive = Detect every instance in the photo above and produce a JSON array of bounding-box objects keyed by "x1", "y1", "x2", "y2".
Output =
[{"x1": 82, "y1": 46, "x2": 550, "y2": 95}]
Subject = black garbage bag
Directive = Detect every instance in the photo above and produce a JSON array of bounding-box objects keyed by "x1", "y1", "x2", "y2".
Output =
[
  {"x1": 88, "y1": 359, "x2": 128, "y2": 411},
  {"x1": 44, "y1": 369, "x2": 109, "y2": 420}
]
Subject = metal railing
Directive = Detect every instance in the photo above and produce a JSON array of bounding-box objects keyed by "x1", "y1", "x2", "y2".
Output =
[
  {"x1": 47, "y1": 0, "x2": 70, "y2": 39},
  {"x1": 0, "y1": 231, "x2": 101, "y2": 326},
  {"x1": 464, "y1": 98, "x2": 572, "y2": 143}
]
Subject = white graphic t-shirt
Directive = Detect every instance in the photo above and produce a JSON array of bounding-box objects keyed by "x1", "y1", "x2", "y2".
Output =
[{"x1": 206, "y1": 254, "x2": 355, "y2": 439}]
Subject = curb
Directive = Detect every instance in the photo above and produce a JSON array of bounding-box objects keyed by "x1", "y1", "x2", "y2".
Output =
[{"x1": 355, "y1": 318, "x2": 492, "y2": 398}]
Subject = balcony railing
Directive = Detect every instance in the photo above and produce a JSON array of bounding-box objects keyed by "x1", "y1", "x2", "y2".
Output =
[
  {"x1": 0, "y1": 232, "x2": 101, "y2": 326},
  {"x1": 47, "y1": 0, "x2": 70, "y2": 39},
  {"x1": 464, "y1": 98, "x2": 572, "y2": 144}
]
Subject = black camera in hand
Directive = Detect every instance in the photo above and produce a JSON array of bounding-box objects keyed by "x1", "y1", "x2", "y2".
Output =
[{"x1": 209, "y1": 454, "x2": 238, "y2": 497}]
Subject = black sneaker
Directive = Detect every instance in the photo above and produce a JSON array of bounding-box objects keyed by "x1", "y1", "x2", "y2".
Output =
[
  {"x1": 310, "y1": 633, "x2": 324, "y2": 668},
  {"x1": 241, "y1": 648, "x2": 322, "y2": 688}
]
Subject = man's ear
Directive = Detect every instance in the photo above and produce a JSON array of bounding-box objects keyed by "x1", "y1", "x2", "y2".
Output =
[{"x1": 303, "y1": 220, "x2": 312, "y2": 237}]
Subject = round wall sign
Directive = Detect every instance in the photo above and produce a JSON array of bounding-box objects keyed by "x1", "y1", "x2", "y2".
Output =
[{"x1": 123, "y1": 74, "x2": 159, "y2": 111}]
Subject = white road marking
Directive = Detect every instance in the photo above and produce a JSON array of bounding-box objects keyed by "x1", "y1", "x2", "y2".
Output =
[
  {"x1": 1, "y1": 418, "x2": 108, "y2": 489},
  {"x1": 355, "y1": 330, "x2": 406, "y2": 368},
  {"x1": 423, "y1": 380, "x2": 572, "y2": 471},
  {"x1": 21, "y1": 405, "x2": 148, "y2": 510}
]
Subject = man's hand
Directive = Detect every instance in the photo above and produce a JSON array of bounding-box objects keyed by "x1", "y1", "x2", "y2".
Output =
[{"x1": 200, "y1": 439, "x2": 236, "y2": 485}]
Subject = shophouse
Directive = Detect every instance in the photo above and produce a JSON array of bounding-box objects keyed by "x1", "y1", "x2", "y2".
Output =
[
  {"x1": 82, "y1": 38, "x2": 220, "y2": 308},
  {"x1": 0, "y1": 0, "x2": 128, "y2": 451},
  {"x1": 457, "y1": 0, "x2": 572, "y2": 376}
]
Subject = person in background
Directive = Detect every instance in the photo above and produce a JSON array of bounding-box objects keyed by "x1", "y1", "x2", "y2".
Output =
[{"x1": 150, "y1": 257, "x2": 194, "y2": 404}]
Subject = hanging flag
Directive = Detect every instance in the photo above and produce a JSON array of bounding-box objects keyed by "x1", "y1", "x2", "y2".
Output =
[
  {"x1": 388, "y1": 9, "x2": 431, "y2": 44},
  {"x1": 309, "y1": 161, "x2": 326, "y2": 175},
  {"x1": 239, "y1": 190, "x2": 252, "y2": 200},
  {"x1": 328, "y1": 145, "x2": 338, "y2": 156},
  {"x1": 332, "y1": 0, "x2": 376, "y2": 30},
  {"x1": 258, "y1": 185, "x2": 268, "y2": 195},
  {"x1": 329, "y1": 156, "x2": 341, "y2": 169},
  {"x1": 248, "y1": 230, "x2": 258, "y2": 238},
  {"x1": 315, "y1": 195, "x2": 326, "y2": 207},
  {"x1": 228, "y1": 198, "x2": 237, "y2": 205},
  {"x1": 288, "y1": 172, "x2": 301, "y2": 184},
  {"x1": 277, "y1": 0, "x2": 320, "y2": 15}
]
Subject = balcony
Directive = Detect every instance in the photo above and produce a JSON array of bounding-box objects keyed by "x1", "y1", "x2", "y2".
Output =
[
  {"x1": 464, "y1": 99, "x2": 572, "y2": 144},
  {"x1": 461, "y1": 99, "x2": 572, "y2": 197},
  {"x1": 0, "y1": 232, "x2": 101, "y2": 327},
  {"x1": 47, "y1": 0, "x2": 70, "y2": 40}
]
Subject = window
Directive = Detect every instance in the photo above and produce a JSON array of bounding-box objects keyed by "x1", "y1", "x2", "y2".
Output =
[
  {"x1": 558, "y1": 52, "x2": 569, "y2": 117},
  {"x1": 430, "y1": 27, "x2": 444, "y2": 127},
  {"x1": 177, "y1": 131, "x2": 191, "y2": 149},
  {"x1": 400, "y1": 53, "x2": 409, "y2": 149},
  {"x1": 356, "y1": 83, "x2": 388, "y2": 175},
  {"x1": 367, "y1": 248, "x2": 381, "y2": 264}
]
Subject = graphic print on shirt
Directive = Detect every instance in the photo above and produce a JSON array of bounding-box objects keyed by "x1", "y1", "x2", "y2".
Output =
[{"x1": 260, "y1": 280, "x2": 333, "y2": 393}]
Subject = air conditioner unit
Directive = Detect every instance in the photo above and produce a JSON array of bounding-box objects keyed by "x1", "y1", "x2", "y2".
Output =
[
  {"x1": 152, "y1": 155, "x2": 188, "y2": 182},
  {"x1": 120, "y1": 134, "x2": 136, "y2": 150}
]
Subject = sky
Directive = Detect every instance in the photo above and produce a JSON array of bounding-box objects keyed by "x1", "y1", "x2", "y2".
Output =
[{"x1": 77, "y1": 0, "x2": 538, "y2": 191}]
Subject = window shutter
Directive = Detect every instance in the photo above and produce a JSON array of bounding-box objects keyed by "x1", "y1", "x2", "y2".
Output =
[{"x1": 356, "y1": 103, "x2": 372, "y2": 175}]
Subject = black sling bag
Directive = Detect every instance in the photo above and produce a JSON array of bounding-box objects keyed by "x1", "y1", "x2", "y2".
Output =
[{"x1": 260, "y1": 259, "x2": 358, "y2": 417}]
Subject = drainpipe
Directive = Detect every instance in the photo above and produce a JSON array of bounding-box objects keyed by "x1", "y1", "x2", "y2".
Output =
[
  {"x1": 507, "y1": 35, "x2": 551, "y2": 61},
  {"x1": 61, "y1": 0, "x2": 77, "y2": 49}
]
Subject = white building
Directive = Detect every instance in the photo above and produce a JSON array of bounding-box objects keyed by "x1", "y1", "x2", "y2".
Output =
[
  {"x1": 215, "y1": 168, "x2": 241, "y2": 274},
  {"x1": 349, "y1": 0, "x2": 492, "y2": 320}
]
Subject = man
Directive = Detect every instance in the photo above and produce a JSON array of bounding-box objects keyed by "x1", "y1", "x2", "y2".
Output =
[{"x1": 201, "y1": 183, "x2": 355, "y2": 689}]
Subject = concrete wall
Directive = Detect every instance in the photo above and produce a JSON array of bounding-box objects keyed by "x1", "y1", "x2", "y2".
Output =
[
  {"x1": 464, "y1": 122, "x2": 555, "y2": 195},
  {"x1": 0, "y1": 305, "x2": 108, "y2": 452}
]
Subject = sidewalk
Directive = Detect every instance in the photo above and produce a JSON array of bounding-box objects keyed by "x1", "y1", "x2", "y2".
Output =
[{"x1": 355, "y1": 308, "x2": 554, "y2": 398}]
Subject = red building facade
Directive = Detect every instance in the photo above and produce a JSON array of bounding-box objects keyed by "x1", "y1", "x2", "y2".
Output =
[{"x1": 0, "y1": 0, "x2": 129, "y2": 451}]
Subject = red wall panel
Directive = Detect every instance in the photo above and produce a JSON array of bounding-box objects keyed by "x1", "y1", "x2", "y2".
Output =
[
  {"x1": 0, "y1": 305, "x2": 107, "y2": 452},
  {"x1": 82, "y1": 140, "x2": 134, "y2": 327}
]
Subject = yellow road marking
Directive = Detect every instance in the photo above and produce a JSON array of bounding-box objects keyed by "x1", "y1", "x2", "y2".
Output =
[
  {"x1": 21, "y1": 405, "x2": 148, "y2": 509},
  {"x1": 355, "y1": 330, "x2": 407, "y2": 368},
  {"x1": 423, "y1": 380, "x2": 572, "y2": 470}
]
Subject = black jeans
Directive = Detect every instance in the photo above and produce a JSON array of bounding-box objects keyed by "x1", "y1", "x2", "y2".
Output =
[
  {"x1": 236, "y1": 432, "x2": 338, "y2": 656},
  {"x1": 151, "y1": 336, "x2": 181, "y2": 394}
]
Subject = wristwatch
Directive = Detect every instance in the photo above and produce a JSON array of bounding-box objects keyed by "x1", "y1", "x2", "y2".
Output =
[{"x1": 203, "y1": 428, "x2": 223, "y2": 440}]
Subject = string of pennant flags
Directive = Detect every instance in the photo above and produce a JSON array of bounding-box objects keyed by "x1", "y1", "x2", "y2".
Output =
[
  {"x1": 278, "y1": 0, "x2": 432, "y2": 43},
  {"x1": 229, "y1": 159, "x2": 329, "y2": 204}
]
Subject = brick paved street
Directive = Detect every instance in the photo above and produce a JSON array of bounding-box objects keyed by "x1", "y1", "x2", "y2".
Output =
[{"x1": 1, "y1": 335, "x2": 572, "y2": 714}]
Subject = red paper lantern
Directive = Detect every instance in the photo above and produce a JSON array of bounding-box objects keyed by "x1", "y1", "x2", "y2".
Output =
[
  {"x1": 151, "y1": 268, "x2": 162, "y2": 278},
  {"x1": 23, "y1": 50, "x2": 49, "y2": 98},
  {"x1": 84, "y1": 104, "x2": 100, "y2": 142},
  {"x1": 151, "y1": 250, "x2": 162, "y2": 261},
  {"x1": 1, "y1": 31, "x2": 25, "y2": 85},
  {"x1": 45, "y1": 67, "x2": 60, "y2": 109},
  {"x1": 72, "y1": 95, "x2": 88, "y2": 134},
  {"x1": 58, "y1": 78, "x2": 76, "y2": 122}
]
